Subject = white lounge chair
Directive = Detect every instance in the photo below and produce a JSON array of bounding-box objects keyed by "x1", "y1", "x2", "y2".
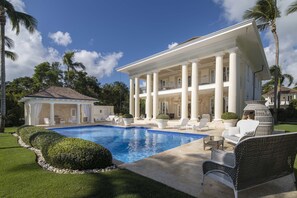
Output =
[
  {"x1": 174, "y1": 118, "x2": 189, "y2": 129},
  {"x1": 222, "y1": 120, "x2": 260, "y2": 144},
  {"x1": 193, "y1": 118, "x2": 209, "y2": 131},
  {"x1": 44, "y1": 118, "x2": 55, "y2": 125},
  {"x1": 106, "y1": 115, "x2": 115, "y2": 122}
]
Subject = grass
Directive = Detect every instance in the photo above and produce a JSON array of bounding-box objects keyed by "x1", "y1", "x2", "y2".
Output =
[
  {"x1": 0, "y1": 130, "x2": 192, "y2": 198},
  {"x1": 274, "y1": 124, "x2": 297, "y2": 132}
]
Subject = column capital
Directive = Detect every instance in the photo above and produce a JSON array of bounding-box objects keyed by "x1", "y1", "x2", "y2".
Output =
[
  {"x1": 189, "y1": 59, "x2": 201, "y2": 63},
  {"x1": 214, "y1": 52, "x2": 225, "y2": 57},
  {"x1": 180, "y1": 61, "x2": 189, "y2": 66},
  {"x1": 227, "y1": 47, "x2": 239, "y2": 54}
]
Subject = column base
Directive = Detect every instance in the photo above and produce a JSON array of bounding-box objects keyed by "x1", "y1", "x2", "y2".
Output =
[{"x1": 190, "y1": 117, "x2": 199, "y2": 121}]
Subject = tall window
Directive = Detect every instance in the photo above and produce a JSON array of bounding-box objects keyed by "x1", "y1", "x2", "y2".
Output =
[
  {"x1": 223, "y1": 66, "x2": 229, "y2": 82},
  {"x1": 160, "y1": 101, "x2": 168, "y2": 114},
  {"x1": 210, "y1": 69, "x2": 215, "y2": 83}
]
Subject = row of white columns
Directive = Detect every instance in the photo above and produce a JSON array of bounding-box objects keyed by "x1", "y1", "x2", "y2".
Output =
[
  {"x1": 26, "y1": 103, "x2": 94, "y2": 126},
  {"x1": 129, "y1": 48, "x2": 239, "y2": 121}
]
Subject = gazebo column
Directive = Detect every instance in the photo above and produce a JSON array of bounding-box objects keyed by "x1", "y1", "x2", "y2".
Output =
[
  {"x1": 24, "y1": 103, "x2": 28, "y2": 125},
  {"x1": 191, "y1": 60, "x2": 199, "y2": 120},
  {"x1": 228, "y1": 48, "x2": 239, "y2": 114},
  {"x1": 90, "y1": 104, "x2": 94, "y2": 123},
  {"x1": 28, "y1": 103, "x2": 32, "y2": 125},
  {"x1": 129, "y1": 78, "x2": 135, "y2": 116},
  {"x1": 153, "y1": 71, "x2": 159, "y2": 119},
  {"x1": 146, "y1": 73, "x2": 152, "y2": 120},
  {"x1": 214, "y1": 53, "x2": 224, "y2": 121},
  {"x1": 181, "y1": 63, "x2": 188, "y2": 120},
  {"x1": 77, "y1": 104, "x2": 81, "y2": 124},
  {"x1": 135, "y1": 77, "x2": 140, "y2": 119},
  {"x1": 50, "y1": 103, "x2": 55, "y2": 126}
]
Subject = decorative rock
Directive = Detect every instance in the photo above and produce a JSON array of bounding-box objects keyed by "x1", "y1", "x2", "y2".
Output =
[{"x1": 13, "y1": 133, "x2": 117, "y2": 174}]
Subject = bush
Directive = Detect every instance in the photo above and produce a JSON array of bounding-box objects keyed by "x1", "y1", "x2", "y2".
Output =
[
  {"x1": 221, "y1": 112, "x2": 238, "y2": 120},
  {"x1": 122, "y1": 114, "x2": 133, "y2": 118},
  {"x1": 156, "y1": 114, "x2": 170, "y2": 119},
  {"x1": 16, "y1": 125, "x2": 32, "y2": 135},
  {"x1": 18, "y1": 126, "x2": 48, "y2": 145},
  {"x1": 43, "y1": 138, "x2": 112, "y2": 170},
  {"x1": 30, "y1": 131, "x2": 65, "y2": 150}
]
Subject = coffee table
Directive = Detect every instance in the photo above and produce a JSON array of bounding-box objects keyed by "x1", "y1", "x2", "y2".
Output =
[{"x1": 203, "y1": 136, "x2": 224, "y2": 150}]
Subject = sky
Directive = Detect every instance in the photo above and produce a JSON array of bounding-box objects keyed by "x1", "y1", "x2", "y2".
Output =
[{"x1": 5, "y1": 0, "x2": 297, "y2": 86}]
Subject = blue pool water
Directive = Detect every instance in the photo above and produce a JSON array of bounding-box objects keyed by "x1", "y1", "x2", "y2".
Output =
[{"x1": 52, "y1": 125, "x2": 205, "y2": 163}]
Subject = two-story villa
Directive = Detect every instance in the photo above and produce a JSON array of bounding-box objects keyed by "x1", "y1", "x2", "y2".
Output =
[{"x1": 117, "y1": 20, "x2": 270, "y2": 122}]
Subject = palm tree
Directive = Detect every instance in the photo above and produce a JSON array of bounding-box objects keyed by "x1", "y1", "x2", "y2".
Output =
[
  {"x1": 62, "y1": 51, "x2": 86, "y2": 87},
  {"x1": 243, "y1": 0, "x2": 280, "y2": 122},
  {"x1": 262, "y1": 65, "x2": 294, "y2": 98},
  {"x1": 0, "y1": 1, "x2": 37, "y2": 132},
  {"x1": 5, "y1": 36, "x2": 17, "y2": 61},
  {"x1": 287, "y1": 0, "x2": 297, "y2": 15}
]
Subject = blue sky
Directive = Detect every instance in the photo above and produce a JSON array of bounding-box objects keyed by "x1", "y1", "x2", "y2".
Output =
[{"x1": 6, "y1": 0, "x2": 297, "y2": 86}]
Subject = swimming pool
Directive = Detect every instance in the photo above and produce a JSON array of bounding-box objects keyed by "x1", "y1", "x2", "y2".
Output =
[{"x1": 52, "y1": 125, "x2": 206, "y2": 163}]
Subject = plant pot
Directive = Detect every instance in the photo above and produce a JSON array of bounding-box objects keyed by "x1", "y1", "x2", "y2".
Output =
[
  {"x1": 123, "y1": 118, "x2": 133, "y2": 126},
  {"x1": 156, "y1": 119, "x2": 168, "y2": 129},
  {"x1": 223, "y1": 119, "x2": 238, "y2": 129}
]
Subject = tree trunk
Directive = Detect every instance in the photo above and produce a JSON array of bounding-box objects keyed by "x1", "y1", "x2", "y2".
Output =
[
  {"x1": 0, "y1": 7, "x2": 6, "y2": 133},
  {"x1": 271, "y1": 22, "x2": 280, "y2": 124}
]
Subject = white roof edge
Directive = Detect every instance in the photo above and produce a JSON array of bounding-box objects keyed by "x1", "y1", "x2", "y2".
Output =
[
  {"x1": 19, "y1": 97, "x2": 97, "y2": 103},
  {"x1": 117, "y1": 19, "x2": 255, "y2": 72}
]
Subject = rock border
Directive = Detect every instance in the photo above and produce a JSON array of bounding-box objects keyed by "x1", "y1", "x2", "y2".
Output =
[{"x1": 13, "y1": 133, "x2": 117, "y2": 174}]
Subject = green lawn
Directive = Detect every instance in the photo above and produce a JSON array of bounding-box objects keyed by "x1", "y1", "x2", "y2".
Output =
[
  {"x1": 0, "y1": 131, "x2": 191, "y2": 198},
  {"x1": 274, "y1": 124, "x2": 297, "y2": 132}
]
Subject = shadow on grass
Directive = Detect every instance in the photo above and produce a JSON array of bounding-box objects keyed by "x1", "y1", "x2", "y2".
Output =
[{"x1": 0, "y1": 146, "x2": 22, "y2": 150}]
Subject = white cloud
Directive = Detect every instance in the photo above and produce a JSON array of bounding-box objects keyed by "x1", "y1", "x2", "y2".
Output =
[
  {"x1": 213, "y1": 0, "x2": 297, "y2": 85},
  {"x1": 48, "y1": 31, "x2": 72, "y2": 46},
  {"x1": 168, "y1": 42, "x2": 178, "y2": 49},
  {"x1": 5, "y1": 0, "x2": 123, "y2": 81},
  {"x1": 8, "y1": 0, "x2": 25, "y2": 12},
  {"x1": 74, "y1": 50, "x2": 123, "y2": 79}
]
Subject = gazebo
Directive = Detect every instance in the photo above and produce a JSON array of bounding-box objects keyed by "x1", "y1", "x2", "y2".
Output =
[{"x1": 20, "y1": 86, "x2": 97, "y2": 126}]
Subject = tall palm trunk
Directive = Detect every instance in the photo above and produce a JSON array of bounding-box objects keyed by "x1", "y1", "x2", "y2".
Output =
[
  {"x1": 271, "y1": 22, "x2": 280, "y2": 124},
  {"x1": 0, "y1": 7, "x2": 6, "y2": 132}
]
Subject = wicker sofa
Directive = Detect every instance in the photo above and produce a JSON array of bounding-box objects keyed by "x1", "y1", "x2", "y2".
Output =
[{"x1": 202, "y1": 132, "x2": 297, "y2": 198}]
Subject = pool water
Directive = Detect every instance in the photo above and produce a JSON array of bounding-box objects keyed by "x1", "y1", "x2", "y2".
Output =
[{"x1": 52, "y1": 125, "x2": 205, "y2": 163}]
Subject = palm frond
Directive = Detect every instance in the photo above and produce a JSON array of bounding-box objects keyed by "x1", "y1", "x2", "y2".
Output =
[
  {"x1": 5, "y1": 50, "x2": 18, "y2": 61},
  {"x1": 12, "y1": 11, "x2": 37, "y2": 34},
  {"x1": 4, "y1": 36, "x2": 14, "y2": 49},
  {"x1": 287, "y1": 1, "x2": 297, "y2": 15},
  {"x1": 282, "y1": 74, "x2": 294, "y2": 86}
]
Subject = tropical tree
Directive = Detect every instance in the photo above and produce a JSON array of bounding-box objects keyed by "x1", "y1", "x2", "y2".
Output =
[
  {"x1": 0, "y1": 1, "x2": 37, "y2": 132},
  {"x1": 262, "y1": 65, "x2": 294, "y2": 97},
  {"x1": 287, "y1": 0, "x2": 297, "y2": 15},
  {"x1": 243, "y1": 0, "x2": 280, "y2": 122},
  {"x1": 4, "y1": 36, "x2": 17, "y2": 61},
  {"x1": 62, "y1": 51, "x2": 86, "y2": 87}
]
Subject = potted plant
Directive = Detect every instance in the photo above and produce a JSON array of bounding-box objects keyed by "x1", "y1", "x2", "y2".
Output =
[
  {"x1": 122, "y1": 114, "x2": 134, "y2": 126},
  {"x1": 155, "y1": 114, "x2": 170, "y2": 129},
  {"x1": 221, "y1": 112, "x2": 238, "y2": 129}
]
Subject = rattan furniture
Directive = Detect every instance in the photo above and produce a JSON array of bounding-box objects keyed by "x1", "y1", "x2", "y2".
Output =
[{"x1": 202, "y1": 132, "x2": 297, "y2": 198}]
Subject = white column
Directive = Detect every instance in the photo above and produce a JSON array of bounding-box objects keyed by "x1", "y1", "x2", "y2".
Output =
[
  {"x1": 50, "y1": 103, "x2": 55, "y2": 126},
  {"x1": 24, "y1": 103, "x2": 28, "y2": 125},
  {"x1": 153, "y1": 71, "x2": 159, "y2": 119},
  {"x1": 214, "y1": 53, "x2": 224, "y2": 120},
  {"x1": 77, "y1": 104, "x2": 81, "y2": 124},
  {"x1": 135, "y1": 77, "x2": 140, "y2": 119},
  {"x1": 294, "y1": 94, "x2": 297, "y2": 100},
  {"x1": 90, "y1": 104, "x2": 94, "y2": 123},
  {"x1": 146, "y1": 74, "x2": 152, "y2": 119},
  {"x1": 129, "y1": 78, "x2": 135, "y2": 116},
  {"x1": 28, "y1": 103, "x2": 32, "y2": 125},
  {"x1": 191, "y1": 60, "x2": 199, "y2": 120},
  {"x1": 181, "y1": 63, "x2": 188, "y2": 120},
  {"x1": 228, "y1": 48, "x2": 238, "y2": 114}
]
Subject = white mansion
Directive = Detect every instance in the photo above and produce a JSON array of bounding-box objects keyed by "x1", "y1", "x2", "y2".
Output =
[{"x1": 117, "y1": 20, "x2": 270, "y2": 121}]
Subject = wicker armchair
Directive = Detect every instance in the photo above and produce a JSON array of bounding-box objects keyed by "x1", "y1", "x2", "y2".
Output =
[{"x1": 202, "y1": 132, "x2": 297, "y2": 198}]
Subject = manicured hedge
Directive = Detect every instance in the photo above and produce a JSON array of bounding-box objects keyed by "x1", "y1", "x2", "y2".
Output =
[
  {"x1": 19, "y1": 126, "x2": 48, "y2": 145},
  {"x1": 16, "y1": 125, "x2": 32, "y2": 135},
  {"x1": 30, "y1": 131, "x2": 65, "y2": 150},
  {"x1": 43, "y1": 138, "x2": 112, "y2": 170}
]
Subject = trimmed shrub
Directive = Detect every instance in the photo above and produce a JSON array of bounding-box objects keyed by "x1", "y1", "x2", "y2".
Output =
[
  {"x1": 16, "y1": 125, "x2": 32, "y2": 135},
  {"x1": 30, "y1": 131, "x2": 65, "y2": 150},
  {"x1": 43, "y1": 138, "x2": 112, "y2": 170},
  {"x1": 221, "y1": 112, "x2": 238, "y2": 120},
  {"x1": 19, "y1": 126, "x2": 48, "y2": 145},
  {"x1": 156, "y1": 114, "x2": 169, "y2": 119},
  {"x1": 122, "y1": 113, "x2": 133, "y2": 118}
]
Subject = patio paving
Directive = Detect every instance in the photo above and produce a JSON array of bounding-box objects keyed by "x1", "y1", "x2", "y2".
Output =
[{"x1": 119, "y1": 120, "x2": 296, "y2": 198}]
